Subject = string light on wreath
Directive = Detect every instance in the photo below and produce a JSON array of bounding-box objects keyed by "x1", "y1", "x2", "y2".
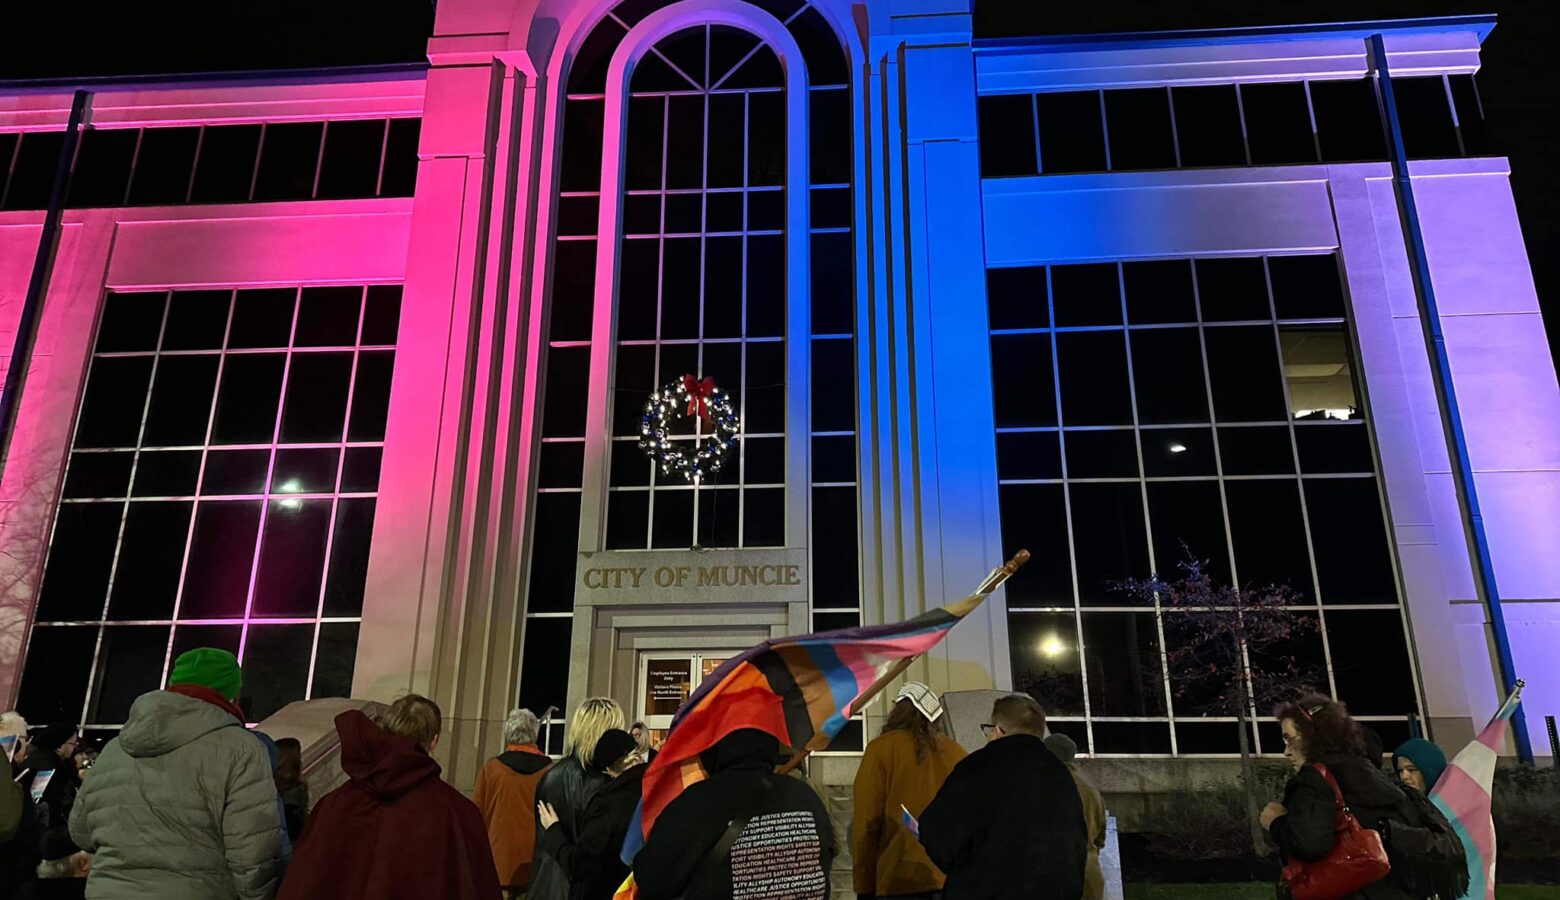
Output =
[{"x1": 639, "y1": 374, "x2": 742, "y2": 482}]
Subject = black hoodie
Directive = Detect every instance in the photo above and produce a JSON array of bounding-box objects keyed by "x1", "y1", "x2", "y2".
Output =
[{"x1": 634, "y1": 730, "x2": 835, "y2": 900}]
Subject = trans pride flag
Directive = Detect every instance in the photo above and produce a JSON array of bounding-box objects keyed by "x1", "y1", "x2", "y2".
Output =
[
  {"x1": 1429, "y1": 681, "x2": 1523, "y2": 900},
  {"x1": 619, "y1": 552, "x2": 1028, "y2": 868}
]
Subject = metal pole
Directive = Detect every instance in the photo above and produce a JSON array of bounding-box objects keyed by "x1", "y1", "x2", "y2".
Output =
[
  {"x1": 0, "y1": 89, "x2": 90, "y2": 479},
  {"x1": 1368, "y1": 35, "x2": 1533, "y2": 764}
]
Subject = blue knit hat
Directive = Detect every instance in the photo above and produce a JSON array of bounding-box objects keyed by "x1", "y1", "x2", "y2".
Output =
[{"x1": 1394, "y1": 738, "x2": 1448, "y2": 791}]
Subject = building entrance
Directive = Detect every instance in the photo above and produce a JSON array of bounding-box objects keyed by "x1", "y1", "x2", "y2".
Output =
[{"x1": 636, "y1": 651, "x2": 730, "y2": 747}]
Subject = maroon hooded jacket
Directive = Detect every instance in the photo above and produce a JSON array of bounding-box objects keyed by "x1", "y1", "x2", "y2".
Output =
[{"x1": 277, "y1": 710, "x2": 502, "y2": 900}]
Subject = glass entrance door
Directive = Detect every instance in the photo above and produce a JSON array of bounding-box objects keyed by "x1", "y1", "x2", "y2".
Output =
[{"x1": 637, "y1": 652, "x2": 730, "y2": 748}]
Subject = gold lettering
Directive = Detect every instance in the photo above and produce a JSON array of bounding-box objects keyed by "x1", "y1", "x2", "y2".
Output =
[
  {"x1": 654, "y1": 567, "x2": 676, "y2": 587},
  {"x1": 629, "y1": 568, "x2": 646, "y2": 588},
  {"x1": 583, "y1": 568, "x2": 603, "y2": 589},
  {"x1": 759, "y1": 566, "x2": 778, "y2": 586},
  {"x1": 676, "y1": 566, "x2": 691, "y2": 586},
  {"x1": 783, "y1": 565, "x2": 801, "y2": 585},
  {"x1": 698, "y1": 567, "x2": 719, "y2": 587}
]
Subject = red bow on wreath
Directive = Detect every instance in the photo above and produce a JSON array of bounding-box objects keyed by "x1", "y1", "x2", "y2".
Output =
[{"x1": 682, "y1": 374, "x2": 717, "y2": 423}]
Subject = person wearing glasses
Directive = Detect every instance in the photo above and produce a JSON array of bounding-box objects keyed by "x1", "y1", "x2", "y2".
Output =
[{"x1": 918, "y1": 694, "x2": 1086, "y2": 900}]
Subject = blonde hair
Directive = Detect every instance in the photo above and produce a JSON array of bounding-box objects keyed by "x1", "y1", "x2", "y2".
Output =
[
  {"x1": 563, "y1": 697, "x2": 625, "y2": 767},
  {"x1": 0, "y1": 711, "x2": 28, "y2": 740},
  {"x1": 381, "y1": 694, "x2": 442, "y2": 748}
]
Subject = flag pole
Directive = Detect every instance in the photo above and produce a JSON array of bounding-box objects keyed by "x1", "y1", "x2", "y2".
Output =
[{"x1": 778, "y1": 549, "x2": 1031, "y2": 775}]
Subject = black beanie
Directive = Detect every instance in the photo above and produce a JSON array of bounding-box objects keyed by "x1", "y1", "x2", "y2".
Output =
[
  {"x1": 591, "y1": 729, "x2": 638, "y2": 773},
  {"x1": 33, "y1": 723, "x2": 77, "y2": 754}
]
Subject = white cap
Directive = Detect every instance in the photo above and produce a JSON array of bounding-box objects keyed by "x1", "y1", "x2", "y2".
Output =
[{"x1": 895, "y1": 682, "x2": 944, "y2": 723}]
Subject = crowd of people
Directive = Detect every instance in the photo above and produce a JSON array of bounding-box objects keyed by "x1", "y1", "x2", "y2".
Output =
[{"x1": 0, "y1": 646, "x2": 1474, "y2": 900}]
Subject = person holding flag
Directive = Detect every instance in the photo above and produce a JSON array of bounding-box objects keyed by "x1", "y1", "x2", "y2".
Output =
[{"x1": 1429, "y1": 682, "x2": 1525, "y2": 900}]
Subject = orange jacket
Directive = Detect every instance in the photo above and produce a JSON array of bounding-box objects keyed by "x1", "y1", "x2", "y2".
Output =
[
  {"x1": 472, "y1": 746, "x2": 552, "y2": 890},
  {"x1": 852, "y1": 729, "x2": 967, "y2": 897}
]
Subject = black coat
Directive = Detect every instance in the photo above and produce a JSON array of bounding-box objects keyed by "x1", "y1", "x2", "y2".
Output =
[
  {"x1": 538, "y1": 764, "x2": 647, "y2": 900},
  {"x1": 1270, "y1": 754, "x2": 1421, "y2": 900},
  {"x1": 634, "y1": 730, "x2": 835, "y2": 900},
  {"x1": 920, "y1": 733, "x2": 1087, "y2": 900},
  {"x1": 531, "y1": 757, "x2": 608, "y2": 900}
]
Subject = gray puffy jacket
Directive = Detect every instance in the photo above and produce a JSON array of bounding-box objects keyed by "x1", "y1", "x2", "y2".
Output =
[{"x1": 68, "y1": 691, "x2": 288, "y2": 900}]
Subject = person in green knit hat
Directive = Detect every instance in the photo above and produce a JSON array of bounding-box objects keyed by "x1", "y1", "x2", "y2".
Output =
[
  {"x1": 1393, "y1": 737, "x2": 1448, "y2": 795},
  {"x1": 69, "y1": 648, "x2": 288, "y2": 900}
]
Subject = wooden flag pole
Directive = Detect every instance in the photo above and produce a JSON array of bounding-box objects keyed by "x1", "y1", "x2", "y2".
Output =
[{"x1": 778, "y1": 549, "x2": 1031, "y2": 775}]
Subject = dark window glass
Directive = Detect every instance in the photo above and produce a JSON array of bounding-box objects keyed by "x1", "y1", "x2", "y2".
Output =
[
  {"x1": 1281, "y1": 327, "x2": 1359, "y2": 421},
  {"x1": 1310, "y1": 80, "x2": 1387, "y2": 162},
  {"x1": 747, "y1": 234, "x2": 785, "y2": 338},
  {"x1": 743, "y1": 436, "x2": 784, "y2": 484},
  {"x1": 1246, "y1": 611, "x2": 1329, "y2": 708},
  {"x1": 1130, "y1": 328, "x2": 1209, "y2": 424},
  {"x1": 361, "y1": 286, "x2": 402, "y2": 346},
  {"x1": 317, "y1": 119, "x2": 385, "y2": 199},
  {"x1": 541, "y1": 347, "x2": 589, "y2": 440},
  {"x1": 1172, "y1": 85, "x2": 1245, "y2": 167},
  {"x1": 977, "y1": 95, "x2": 1038, "y2": 178},
  {"x1": 163, "y1": 290, "x2": 231, "y2": 351},
  {"x1": 1394, "y1": 77, "x2": 1460, "y2": 159},
  {"x1": 745, "y1": 340, "x2": 785, "y2": 434},
  {"x1": 131, "y1": 450, "x2": 201, "y2": 497},
  {"x1": 810, "y1": 89, "x2": 850, "y2": 185},
  {"x1": 743, "y1": 487, "x2": 784, "y2": 547},
  {"x1": 664, "y1": 194, "x2": 701, "y2": 235},
  {"x1": 229, "y1": 289, "x2": 296, "y2": 349},
  {"x1": 788, "y1": 6, "x2": 847, "y2": 85},
  {"x1": 1269, "y1": 256, "x2": 1345, "y2": 320},
  {"x1": 143, "y1": 355, "x2": 219, "y2": 446},
  {"x1": 1048, "y1": 720, "x2": 1090, "y2": 753},
  {"x1": 538, "y1": 441, "x2": 585, "y2": 489},
  {"x1": 812, "y1": 232, "x2": 853, "y2": 335},
  {"x1": 279, "y1": 353, "x2": 353, "y2": 443},
  {"x1": 178, "y1": 501, "x2": 262, "y2": 618},
  {"x1": 650, "y1": 489, "x2": 692, "y2": 548},
  {"x1": 1083, "y1": 612, "x2": 1166, "y2": 714},
  {"x1": 1164, "y1": 610, "x2": 1241, "y2": 715},
  {"x1": 1448, "y1": 75, "x2": 1487, "y2": 155},
  {"x1": 323, "y1": 498, "x2": 376, "y2": 616},
  {"x1": 340, "y1": 447, "x2": 383, "y2": 493},
  {"x1": 611, "y1": 346, "x2": 654, "y2": 437},
  {"x1": 1295, "y1": 423, "x2": 1373, "y2": 474},
  {"x1": 96, "y1": 291, "x2": 166, "y2": 353},
  {"x1": 63, "y1": 451, "x2": 134, "y2": 499},
  {"x1": 349, "y1": 351, "x2": 395, "y2": 442},
  {"x1": 703, "y1": 236, "x2": 742, "y2": 339},
  {"x1": 1140, "y1": 427, "x2": 1216, "y2": 477},
  {"x1": 380, "y1": 118, "x2": 421, "y2": 196},
  {"x1": 5, "y1": 131, "x2": 65, "y2": 209},
  {"x1": 526, "y1": 492, "x2": 581, "y2": 612},
  {"x1": 998, "y1": 484, "x2": 1073, "y2": 606},
  {"x1": 89, "y1": 626, "x2": 170, "y2": 723},
  {"x1": 811, "y1": 338, "x2": 853, "y2": 432},
  {"x1": 550, "y1": 240, "x2": 596, "y2": 342},
  {"x1": 1224, "y1": 479, "x2": 1313, "y2": 598},
  {"x1": 811, "y1": 186, "x2": 851, "y2": 230},
  {"x1": 296, "y1": 286, "x2": 362, "y2": 347},
  {"x1": 1146, "y1": 481, "x2": 1230, "y2": 583},
  {"x1": 1325, "y1": 610, "x2": 1416, "y2": 715},
  {"x1": 813, "y1": 612, "x2": 860, "y2": 632},
  {"x1": 1056, "y1": 331, "x2": 1131, "y2": 426},
  {"x1": 0, "y1": 133, "x2": 14, "y2": 205},
  {"x1": 616, "y1": 240, "x2": 658, "y2": 341},
  {"x1": 271, "y1": 448, "x2": 339, "y2": 493},
  {"x1": 990, "y1": 334, "x2": 1056, "y2": 427},
  {"x1": 127, "y1": 127, "x2": 198, "y2": 205},
  {"x1": 605, "y1": 490, "x2": 649, "y2": 550},
  {"x1": 190, "y1": 125, "x2": 261, "y2": 203},
  {"x1": 700, "y1": 93, "x2": 742, "y2": 190},
  {"x1": 748, "y1": 91, "x2": 784, "y2": 188},
  {"x1": 1009, "y1": 612, "x2": 1084, "y2": 715},
  {"x1": 36, "y1": 503, "x2": 121, "y2": 621},
  {"x1": 312, "y1": 622, "x2": 359, "y2": 699},
  {"x1": 1063, "y1": 429, "x2": 1138, "y2": 479},
  {"x1": 665, "y1": 96, "x2": 705, "y2": 192},
  {"x1": 1092, "y1": 722, "x2": 1172, "y2": 754},
  {"x1": 1218, "y1": 425, "x2": 1294, "y2": 475},
  {"x1": 997, "y1": 431, "x2": 1062, "y2": 481},
  {"x1": 1306, "y1": 478, "x2": 1396, "y2": 604},
  {"x1": 1240, "y1": 82, "x2": 1317, "y2": 165},
  {"x1": 68, "y1": 128, "x2": 138, "y2": 207},
  {"x1": 253, "y1": 499, "x2": 332, "y2": 617},
  {"x1": 1104, "y1": 88, "x2": 1176, "y2": 170},
  {"x1": 812, "y1": 485, "x2": 858, "y2": 607},
  {"x1": 211, "y1": 354, "x2": 286, "y2": 444},
  {"x1": 1069, "y1": 483, "x2": 1150, "y2": 603},
  {"x1": 242, "y1": 624, "x2": 313, "y2": 720},
  {"x1": 253, "y1": 122, "x2": 323, "y2": 201},
  {"x1": 1036, "y1": 91, "x2": 1107, "y2": 174},
  {"x1": 1195, "y1": 257, "x2": 1270, "y2": 321},
  {"x1": 1175, "y1": 721, "x2": 1242, "y2": 754},
  {"x1": 812, "y1": 434, "x2": 856, "y2": 483},
  {"x1": 1204, "y1": 326, "x2": 1287, "y2": 421},
  {"x1": 201, "y1": 450, "x2": 270, "y2": 495},
  {"x1": 517, "y1": 616, "x2": 572, "y2": 714},
  {"x1": 170, "y1": 623, "x2": 242, "y2": 660},
  {"x1": 106, "y1": 502, "x2": 191, "y2": 620},
  {"x1": 557, "y1": 195, "x2": 599, "y2": 237},
  {"x1": 987, "y1": 267, "x2": 1048, "y2": 330},
  {"x1": 704, "y1": 192, "x2": 738, "y2": 234},
  {"x1": 1051, "y1": 264, "x2": 1120, "y2": 327},
  {"x1": 16, "y1": 626, "x2": 96, "y2": 724},
  {"x1": 1123, "y1": 260, "x2": 1196, "y2": 325},
  {"x1": 559, "y1": 101, "x2": 605, "y2": 193},
  {"x1": 74, "y1": 357, "x2": 154, "y2": 449}
]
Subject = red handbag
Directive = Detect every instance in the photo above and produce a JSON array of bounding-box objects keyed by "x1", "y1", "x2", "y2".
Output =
[{"x1": 1281, "y1": 763, "x2": 1392, "y2": 900}]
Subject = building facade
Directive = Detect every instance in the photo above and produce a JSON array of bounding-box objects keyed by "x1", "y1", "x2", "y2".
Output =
[{"x1": 2, "y1": 0, "x2": 1556, "y2": 789}]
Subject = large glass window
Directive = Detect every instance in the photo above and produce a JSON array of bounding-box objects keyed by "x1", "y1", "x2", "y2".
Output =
[
  {"x1": 17, "y1": 285, "x2": 399, "y2": 730},
  {"x1": 988, "y1": 253, "x2": 1420, "y2": 756}
]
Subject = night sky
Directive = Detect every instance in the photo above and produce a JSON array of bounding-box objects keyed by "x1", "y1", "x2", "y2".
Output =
[{"x1": 4, "y1": 0, "x2": 1556, "y2": 370}]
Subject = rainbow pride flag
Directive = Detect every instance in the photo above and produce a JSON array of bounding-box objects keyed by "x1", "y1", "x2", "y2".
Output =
[
  {"x1": 619, "y1": 554, "x2": 1025, "y2": 867},
  {"x1": 1429, "y1": 681, "x2": 1523, "y2": 900}
]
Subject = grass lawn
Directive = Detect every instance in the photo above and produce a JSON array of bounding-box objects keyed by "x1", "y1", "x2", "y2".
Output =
[{"x1": 1123, "y1": 885, "x2": 1560, "y2": 900}]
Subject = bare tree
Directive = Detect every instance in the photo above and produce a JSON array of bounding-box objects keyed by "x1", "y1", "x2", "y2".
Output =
[{"x1": 1120, "y1": 557, "x2": 1323, "y2": 855}]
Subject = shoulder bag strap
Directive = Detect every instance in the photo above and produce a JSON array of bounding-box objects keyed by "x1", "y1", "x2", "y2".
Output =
[
  {"x1": 1309, "y1": 763, "x2": 1353, "y2": 823},
  {"x1": 684, "y1": 776, "x2": 778, "y2": 897}
]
